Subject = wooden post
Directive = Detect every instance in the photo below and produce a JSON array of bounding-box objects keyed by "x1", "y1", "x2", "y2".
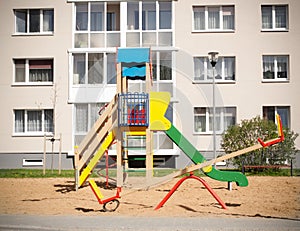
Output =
[
  {"x1": 51, "y1": 137, "x2": 54, "y2": 174},
  {"x1": 58, "y1": 133, "x2": 62, "y2": 175},
  {"x1": 43, "y1": 134, "x2": 46, "y2": 175},
  {"x1": 116, "y1": 63, "x2": 122, "y2": 94},
  {"x1": 116, "y1": 130, "x2": 123, "y2": 187},
  {"x1": 74, "y1": 146, "x2": 79, "y2": 191},
  {"x1": 146, "y1": 128, "x2": 153, "y2": 182},
  {"x1": 145, "y1": 63, "x2": 151, "y2": 93}
]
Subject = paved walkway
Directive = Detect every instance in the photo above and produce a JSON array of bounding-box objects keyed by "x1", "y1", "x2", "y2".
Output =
[{"x1": 0, "y1": 214, "x2": 299, "y2": 231}]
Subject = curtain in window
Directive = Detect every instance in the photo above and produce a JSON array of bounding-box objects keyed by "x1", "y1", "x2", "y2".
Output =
[
  {"x1": 16, "y1": 10, "x2": 27, "y2": 33},
  {"x1": 76, "y1": 3, "x2": 88, "y2": 30},
  {"x1": 224, "y1": 57, "x2": 235, "y2": 80},
  {"x1": 194, "y1": 108, "x2": 206, "y2": 132},
  {"x1": 15, "y1": 59, "x2": 26, "y2": 82},
  {"x1": 43, "y1": 10, "x2": 54, "y2": 32},
  {"x1": 208, "y1": 108, "x2": 220, "y2": 132},
  {"x1": 88, "y1": 53, "x2": 103, "y2": 84},
  {"x1": 107, "y1": 53, "x2": 116, "y2": 84},
  {"x1": 224, "y1": 107, "x2": 236, "y2": 129},
  {"x1": 277, "y1": 56, "x2": 288, "y2": 78},
  {"x1": 44, "y1": 110, "x2": 54, "y2": 132},
  {"x1": 262, "y1": 6, "x2": 272, "y2": 29},
  {"x1": 193, "y1": 7, "x2": 205, "y2": 30},
  {"x1": 208, "y1": 7, "x2": 219, "y2": 29},
  {"x1": 73, "y1": 54, "x2": 86, "y2": 84},
  {"x1": 91, "y1": 3, "x2": 104, "y2": 31},
  {"x1": 160, "y1": 52, "x2": 172, "y2": 80},
  {"x1": 159, "y1": 2, "x2": 172, "y2": 29},
  {"x1": 194, "y1": 57, "x2": 205, "y2": 80},
  {"x1": 143, "y1": 3, "x2": 156, "y2": 30},
  {"x1": 223, "y1": 6, "x2": 234, "y2": 29},
  {"x1": 15, "y1": 110, "x2": 24, "y2": 132},
  {"x1": 263, "y1": 56, "x2": 274, "y2": 79},
  {"x1": 90, "y1": 103, "x2": 104, "y2": 126},
  {"x1": 277, "y1": 107, "x2": 289, "y2": 128},
  {"x1": 275, "y1": 6, "x2": 286, "y2": 28},
  {"x1": 107, "y1": 12, "x2": 116, "y2": 31},
  {"x1": 207, "y1": 60, "x2": 221, "y2": 80},
  {"x1": 27, "y1": 111, "x2": 42, "y2": 132},
  {"x1": 76, "y1": 104, "x2": 88, "y2": 132},
  {"x1": 29, "y1": 60, "x2": 53, "y2": 82}
]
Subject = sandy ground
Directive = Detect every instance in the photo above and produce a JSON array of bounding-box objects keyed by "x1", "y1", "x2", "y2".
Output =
[{"x1": 0, "y1": 176, "x2": 299, "y2": 219}]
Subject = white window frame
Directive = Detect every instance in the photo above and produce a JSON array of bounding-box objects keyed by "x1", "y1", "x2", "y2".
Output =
[
  {"x1": 261, "y1": 5, "x2": 288, "y2": 31},
  {"x1": 13, "y1": 109, "x2": 54, "y2": 136},
  {"x1": 262, "y1": 55, "x2": 289, "y2": 82},
  {"x1": 262, "y1": 105, "x2": 291, "y2": 128},
  {"x1": 126, "y1": 1, "x2": 173, "y2": 47},
  {"x1": 72, "y1": 52, "x2": 117, "y2": 85},
  {"x1": 73, "y1": 2, "x2": 121, "y2": 48},
  {"x1": 193, "y1": 56, "x2": 236, "y2": 83},
  {"x1": 192, "y1": 5, "x2": 235, "y2": 32},
  {"x1": 193, "y1": 107, "x2": 236, "y2": 134},
  {"x1": 13, "y1": 59, "x2": 54, "y2": 86},
  {"x1": 262, "y1": 106, "x2": 290, "y2": 128},
  {"x1": 14, "y1": 9, "x2": 54, "y2": 35}
]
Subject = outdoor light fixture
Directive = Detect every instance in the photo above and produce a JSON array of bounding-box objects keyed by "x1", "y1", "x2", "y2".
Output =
[
  {"x1": 208, "y1": 51, "x2": 219, "y2": 67},
  {"x1": 208, "y1": 51, "x2": 219, "y2": 164}
]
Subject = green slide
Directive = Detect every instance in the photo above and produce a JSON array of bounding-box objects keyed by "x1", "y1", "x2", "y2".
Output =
[{"x1": 165, "y1": 124, "x2": 248, "y2": 186}]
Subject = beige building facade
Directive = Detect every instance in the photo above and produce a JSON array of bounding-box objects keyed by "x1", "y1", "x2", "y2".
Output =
[{"x1": 0, "y1": 0, "x2": 299, "y2": 169}]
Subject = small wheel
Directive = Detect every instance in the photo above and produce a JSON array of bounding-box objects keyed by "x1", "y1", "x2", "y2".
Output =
[{"x1": 103, "y1": 199, "x2": 120, "y2": 212}]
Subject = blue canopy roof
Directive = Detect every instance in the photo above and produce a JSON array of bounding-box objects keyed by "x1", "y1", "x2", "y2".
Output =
[{"x1": 117, "y1": 48, "x2": 150, "y2": 63}]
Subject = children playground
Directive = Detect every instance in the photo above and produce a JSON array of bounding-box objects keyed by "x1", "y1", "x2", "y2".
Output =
[{"x1": 1, "y1": 47, "x2": 299, "y2": 220}]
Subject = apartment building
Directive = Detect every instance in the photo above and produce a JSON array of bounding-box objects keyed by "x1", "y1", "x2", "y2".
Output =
[{"x1": 0, "y1": 0, "x2": 299, "y2": 169}]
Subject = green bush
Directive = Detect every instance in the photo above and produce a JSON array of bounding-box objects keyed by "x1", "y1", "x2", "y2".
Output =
[{"x1": 221, "y1": 116, "x2": 298, "y2": 168}]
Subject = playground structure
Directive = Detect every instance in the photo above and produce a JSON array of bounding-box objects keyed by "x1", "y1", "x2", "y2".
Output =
[{"x1": 74, "y1": 47, "x2": 284, "y2": 212}]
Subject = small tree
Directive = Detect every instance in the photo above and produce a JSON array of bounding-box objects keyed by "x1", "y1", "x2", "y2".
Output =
[{"x1": 221, "y1": 116, "x2": 298, "y2": 168}]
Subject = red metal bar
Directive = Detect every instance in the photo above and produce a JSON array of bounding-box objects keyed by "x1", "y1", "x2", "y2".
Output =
[
  {"x1": 154, "y1": 173, "x2": 227, "y2": 210},
  {"x1": 101, "y1": 187, "x2": 121, "y2": 204},
  {"x1": 89, "y1": 182, "x2": 121, "y2": 205},
  {"x1": 105, "y1": 150, "x2": 109, "y2": 188},
  {"x1": 257, "y1": 115, "x2": 284, "y2": 147}
]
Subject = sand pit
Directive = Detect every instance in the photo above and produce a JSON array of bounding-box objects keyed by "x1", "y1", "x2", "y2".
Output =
[{"x1": 0, "y1": 176, "x2": 299, "y2": 219}]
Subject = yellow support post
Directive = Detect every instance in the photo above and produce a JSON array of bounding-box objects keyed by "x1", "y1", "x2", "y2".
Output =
[{"x1": 89, "y1": 179, "x2": 104, "y2": 201}]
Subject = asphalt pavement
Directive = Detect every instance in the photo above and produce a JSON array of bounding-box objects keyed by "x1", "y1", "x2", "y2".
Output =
[{"x1": 0, "y1": 214, "x2": 299, "y2": 231}]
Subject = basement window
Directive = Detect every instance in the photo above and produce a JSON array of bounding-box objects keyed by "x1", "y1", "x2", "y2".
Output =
[{"x1": 22, "y1": 159, "x2": 44, "y2": 166}]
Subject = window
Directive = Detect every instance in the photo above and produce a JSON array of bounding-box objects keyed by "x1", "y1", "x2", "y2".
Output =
[
  {"x1": 263, "y1": 106, "x2": 290, "y2": 128},
  {"x1": 262, "y1": 55, "x2": 289, "y2": 81},
  {"x1": 74, "y1": 2, "x2": 120, "y2": 48},
  {"x1": 142, "y1": 2, "x2": 156, "y2": 30},
  {"x1": 145, "y1": 51, "x2": 174, "y2": 95},
  {"x1": 193, "y1": 6, "x2": 234, "y2": 31},
  {"x1": 126, "y1": 1, "x2": 173, "y2": 47},
  {"x1": 15, "y1": 9, "x2": 54, "y2": 34},
  {"x1": 14, "y1": 109, "x2": 54, "y2": 135},
  {"x1": 194, "y1": 107, "x2": 236, "y2": 133},
  {"x1": 159, "y1": 2, "x2": 172, "y2": 29},
  {"x1": 14, "y1": 59, "x2": 53, "y2": 84},
  {"x1": 74, "y1": 103, "x2": 105, "y2": 145},
  {"x1": 261, "y1": 5, "x2": 288, "y2": 30},
  {"x1": 194, "y1": 56, "x2": 235, "y2": 82},
  {"x1": 73, "y1": 53, "x2": 115, "y2": 85}
]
